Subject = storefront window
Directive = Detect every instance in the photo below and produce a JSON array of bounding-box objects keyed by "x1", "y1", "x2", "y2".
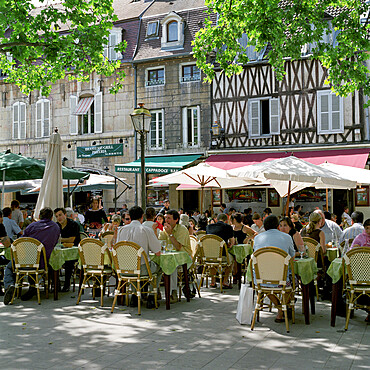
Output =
[{"x1": 147, "y1": 174, "x2": 169, "y2": 208}]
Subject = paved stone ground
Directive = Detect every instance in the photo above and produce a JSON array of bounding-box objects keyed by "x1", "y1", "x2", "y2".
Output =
[{"x1": 0, "y1": 284, "x2": 368, "y2": 369}]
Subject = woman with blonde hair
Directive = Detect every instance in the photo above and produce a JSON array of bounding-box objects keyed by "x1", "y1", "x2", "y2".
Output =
[{"x1": 300, "y1": 211, "x2": 326, "y2": 253}]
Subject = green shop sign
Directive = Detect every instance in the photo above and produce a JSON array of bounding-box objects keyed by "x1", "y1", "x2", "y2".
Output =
[{"x1": 77, "y1": 144, "x2": 123, "y2": 159}]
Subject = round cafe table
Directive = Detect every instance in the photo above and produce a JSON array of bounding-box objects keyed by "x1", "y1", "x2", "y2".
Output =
[
  {"x1": 151, "y1": 250, "x2": 193, "y2": 310},
  {"x1": 228, "y1": 244, "x2": 253, "y2": 289},
  {"x1": 326, "y1": 248, "x2": 340, "y2": 262},
  {"x1": 49, "y1": 245, "x2": 79, "y2": 300},
  {"x1": 327, "y1": 257, "x2": 346, "y2": 327}
]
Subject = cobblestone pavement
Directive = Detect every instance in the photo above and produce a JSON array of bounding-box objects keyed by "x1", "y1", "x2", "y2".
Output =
[{"x1": 0, "y1": 284, "x2": 368, "y2": 369}]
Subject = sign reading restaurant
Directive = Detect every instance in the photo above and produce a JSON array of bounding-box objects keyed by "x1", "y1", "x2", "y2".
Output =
[
  {"x1": 77, "y1": 144, "x2": 123, "y2": 159},
  {"x1": 115, "y1": 165, "x2": 179, "y2": 174}
]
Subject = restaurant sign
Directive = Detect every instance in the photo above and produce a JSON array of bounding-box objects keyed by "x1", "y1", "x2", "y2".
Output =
[
  {"x1": 77, "y1": 144, "x2": 123, "y2": 159},
  {"x1": 115, "y1": 165, "x2": 179, "y2": 174}
]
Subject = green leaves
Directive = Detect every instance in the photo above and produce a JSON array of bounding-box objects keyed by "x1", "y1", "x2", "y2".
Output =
[
  {"x1": 193, "y1": 0, "x2": 370, "y2": 97},
  {"x1": 0, "y1": 0, "x2": 126, "y2": 95}
]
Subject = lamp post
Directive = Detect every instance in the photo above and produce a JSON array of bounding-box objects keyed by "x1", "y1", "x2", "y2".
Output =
[{"x1": 130, "y1": 103, "x2": 151, "y2": 210}]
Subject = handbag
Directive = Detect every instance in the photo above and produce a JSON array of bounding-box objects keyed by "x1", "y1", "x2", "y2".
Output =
[{"x1": 236, "y1": 283, "x2": 254, "y2": 325}]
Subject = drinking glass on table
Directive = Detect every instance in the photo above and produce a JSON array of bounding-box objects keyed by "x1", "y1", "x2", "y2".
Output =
[{"x1": 160, "y1": 240, "x2": 166, "y2": 253}]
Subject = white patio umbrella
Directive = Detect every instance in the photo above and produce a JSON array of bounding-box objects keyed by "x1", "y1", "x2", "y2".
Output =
[
  {"x1": 227, "y1": 156, "x2": 356, "y2": 215},
  {"x1": 149, "y1": 162, "x2": 257, "y2": 212},
  {"x1": 34, "y1": 129, "x2": 63, "y2": 220},
  {"x1": 319, "y1": 162, "x2": 370, "y2": 185}
]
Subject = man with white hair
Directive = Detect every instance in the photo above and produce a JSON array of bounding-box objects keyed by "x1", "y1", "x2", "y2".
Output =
[{"x1": 315, "y1": 210, "x2": 342, "y2": 244}]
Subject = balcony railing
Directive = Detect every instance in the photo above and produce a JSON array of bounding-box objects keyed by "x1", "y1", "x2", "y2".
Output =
[{"x1": 145, "y1": 79, "x2": 165, "y2": 87}]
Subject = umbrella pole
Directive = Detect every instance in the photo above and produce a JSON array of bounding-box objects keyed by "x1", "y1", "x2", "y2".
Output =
[
  {"x1": 114, "y1": 178, "x2": 117, "y2": 213},
  {"x1": 200, "y1": 187, "x2": 204, "y2": 214},
  {"x1": 326, "y1": 188, "x2": 329, "y2": 211},
  {"x1": 285, "y1": 181, "x2": 291, "y2": 216},
  {"x1": 1, "y1": 170, "x2": 4, "y2": 209},
  {"x1": 210, "y1": 188, "x2": 214, "y2": 215}
]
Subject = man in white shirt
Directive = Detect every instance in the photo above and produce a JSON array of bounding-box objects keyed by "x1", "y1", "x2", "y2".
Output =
[
  {"x1": 316, "y1": 210, "x2": 342, "y2": 244},
  {"x1": 142, "y1": 207, "x2": 156, "y2": 230},
  {"x1": 251, "y1": 213, "x2": 265, "y2": 233},
  {"x1": 339, "y1": 211, "x2": 364, "y2": 252},
  {"x1": 116, "y1": 206, "x2": 161, "y2": 308}
]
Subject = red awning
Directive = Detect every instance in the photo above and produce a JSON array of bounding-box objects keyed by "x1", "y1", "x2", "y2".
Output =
[
  {"x1": 206, "y1": 148, "x2": 370, "y2": 170},
  {"x1": 75, "y1": 97, "x2": 94, "y2": 115}
]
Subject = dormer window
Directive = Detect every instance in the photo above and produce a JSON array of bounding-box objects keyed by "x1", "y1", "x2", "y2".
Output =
[
  {"x1": 161, "y1": 12, "x2": 184, "y2": 50},
  {"x1": 167, "y1": 21, "x2": 178, "y2": 42},
  {"x1": 146, "y1": 21, "x2": 159, "y2": 38}
]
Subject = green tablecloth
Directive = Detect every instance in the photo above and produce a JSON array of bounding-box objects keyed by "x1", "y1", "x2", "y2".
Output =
[
  {"x1": 327, "y1": 257, "x2": 344, "y2": 284},
  {"x1": 49, "y1": 246, "x2": 79, "y2": 271},
  {"x1": 228, "y1": 244, "x2": 253, "y2": 264},
  {"x1": 246, "y1": 256, "x2": 317, "y2": 285},
  {"x1": 326, "y1": 248, "x2": 339, "y2": 262},
  {"x1": 293, "y1": 257, "x2": 318, "y2": 285},
  {"x1": 150, "y1": 251, "x2": 192, "y2": 275}
]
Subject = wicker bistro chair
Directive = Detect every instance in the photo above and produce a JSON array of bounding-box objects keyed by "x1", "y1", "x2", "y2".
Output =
[
  {"x1": 100, "y1": 231, "x2": 115, "y2": 247},
  {"x1": 80, "y1": 232, "x2": 89, "y2": 240},
  {"x1": 340, "y1": 238, "x2": 354, "y2": 256},
  {"x1": 195, "y1": 230, "x2": 206, "y2": 239},
  {"x1": 76, "y1": 238, "x2": 113, "y2": 307},
  {"x1": 302, "y1": 236, "x2": 324, "y2": 300},
  {"x1": 10, "y1": 237, "x2": 49, "y2": 305},
  {"x1": 343, "y1": 247, "x2": 370, "y2": 330},
  {"x1": 250, "y1": 247, "x2": 296, "y2": 333},
  {"x1": 185, "y1": 235, "x2": 201, "y2": 298},
  {"x1": 110, "y1": 241, "x2": 158, "y2": 315},
  {"x1": 198, "y1": 234, "x2": 232, "y2": 293}
]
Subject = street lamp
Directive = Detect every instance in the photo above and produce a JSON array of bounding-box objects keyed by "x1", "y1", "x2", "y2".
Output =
[{"x1": 130, "y1": 103, "x2": 151, "y2": 210}]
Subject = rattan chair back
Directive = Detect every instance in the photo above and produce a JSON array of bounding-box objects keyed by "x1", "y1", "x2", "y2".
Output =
[
  {"x1": 340, "y1": 238, "x2": 354, "y2": 255},
  {"x1": 199, "y1": 234, "x2": 228, "y2": 264},
  {"x1": 195, "y1": 230, "x2": 206, "y2": 239},
  {"x1": 344, "y1": 247, "x2": 370, "y2": 284},
  {"x1": 112, "y1": 241, "x2": 151, "y2": 277},
  {"x1": 189, "y1": 235, "x2": 199, "y2": 260},
  {"x1": 78, "y1": 238, "x2": 106, "y2": 269},
  {"x1": 302, "y1": 237, "x2": 320, "y2": 261},
  {"x1": 251, "y1": 247, "x2": 293, "y2": 288},
  {"x1": 100, "y1": 231, "x2": 114, "y2": 246},
  {"x1": 80, "y1": 232, "x2": 89, "y2": 240},
  {"x1": 11, "y1": 237, "x2": 46, "y2": 270}
]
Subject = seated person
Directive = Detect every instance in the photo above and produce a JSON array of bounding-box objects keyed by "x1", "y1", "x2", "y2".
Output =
[
  {"x1": 54, "y1": 208, "x2": 80, "y2": 292},
  {"x1": 3, "y1": 207, "x2": 60, "y2": 304},
  {"x1": 253, "y1": 215, "x2": 295, "y2": 323},
  {"x1": 206, "y1": 213, "x2": 235, "y2": 289}
]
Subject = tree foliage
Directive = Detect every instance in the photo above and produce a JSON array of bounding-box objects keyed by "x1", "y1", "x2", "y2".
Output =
[
  {"x1": 0, "y1": 0, "x2": 126, "y2": 95},
  {"x1": 193, "y1": 0, "x2": 370, "y2": 97}
]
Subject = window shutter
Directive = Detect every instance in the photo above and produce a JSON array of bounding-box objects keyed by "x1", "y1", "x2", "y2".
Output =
[
  {"x1": 158, "y1": 110, "x2": 163, "y2": 148},
  {"x1": 36, "y1": 100, "x2": 42, "y2": 138},
  {"x1": 103, "y1": 43, "x2": 108, "y2": 59},
  {"x1": 331, "y1": 94, "x2": 341, "y2": 131},
  {"x1": 43, "y1": 99, "x2": 50, "y2": 137},
  {"x1": 13, "y1": 103, "x2": 19, "y2": 139},
  {"x1": 318, "y1": 92, "x2": 329, "y2": 133},
  {"x1": 249, "y1": 100, "x2": 260, "y2": 137},
  {"x1": 194, "y1": 105, "x2": 200, "y2": 146},
  {"x1": 19, "y1": 102, "x2": 26, "y2": 139},
  {"x1": 70, "y1": 95, "x2": 78, "y2": 135},
  {"x1": 109, "y1": 33, "x2": 117, "y2": 61},
  {"x1": 182, "y1": 107, "x2": 188, "y2": 148},
  {"x1": 94, "y1": 92, "x2": 103, "y2": 133},
  {"x1": 269, "y1": 98, "x2": 280, "y2": 134}
]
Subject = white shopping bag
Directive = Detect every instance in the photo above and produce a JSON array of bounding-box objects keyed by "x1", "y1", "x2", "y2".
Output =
[{"x1": 236, "y1": 284, "x2": 254, "y2": 325}]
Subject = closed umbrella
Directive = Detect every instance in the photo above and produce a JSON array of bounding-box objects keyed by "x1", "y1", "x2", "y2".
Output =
[
  {"x1": 227, "y1": 156, "x2": 356, "y2": 215},
  {"x1": 34, "y1": 129, "x2": 63, "y2": 220}
]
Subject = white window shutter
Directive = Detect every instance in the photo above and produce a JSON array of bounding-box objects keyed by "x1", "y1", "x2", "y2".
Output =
[
  {"x1": 20, "y1": 102, "x2": 26, "y2": 139},
  {"x1": 195, "y1": 105, "x2": 200, "y2": 146},
  {"x1": 94, "y1": 92, "x2": 103, "y2": 133},
  {"x1": 269, "y1": 98, "x2": 280, "y2": 134},
  {"x1": 331, "y1": 94, "x2": 341, "y2": 131},
  {"x1": 249, "y1": 100, "x2": 260, "y2": 137},
  {"x1": 317, "y1": 91, "x2": 329, "y2": 133},
  {"x1": 70, "y1": 95, "x2": 78, "y2": 135},
  {"x1": 103, "y1": 43, "x2": 108, "y2": 60},
  {"x1": 109, "y1": 33, "x2": 117, "y2": 61},
  {"x1": 43, "y1": 99, "x2": 50, "y2": 137},
  {"x1": 13, "y1": 103, "x2": 19, "y2": 139},
  {"x1": 182, "y1": 107, "x2": 188, "y2": 148},
  {"x1": 36, "y1": 100, "x2": 42, "y2": 138}
]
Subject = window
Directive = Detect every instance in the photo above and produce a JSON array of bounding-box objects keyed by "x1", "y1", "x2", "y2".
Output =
[
  {"x1": 180, "y1": 64, "x2": 201, "y2": 83},
  {"x1": 70, "y1": 93, "x2": 102, "y2": 135},
  {"x1": 13, "y1": 102, "x2": 26, "y2": 139},
  {"x1": 149, "y1": 110, "x2": 164, "y2": 149},
  {"x1": 248, "y1": 98, "x2": 280, "y2": 137},
  {"x1": 36, "y1": 99, "x2": 51, "y2": 138},
  {"x1": 161, "y1": 12, "x2": 184, "y2": 50},
  {"x1": 167, "y1": 21, "x2": 178, "y2": 42},
  {"x1": 146, "y1": 67, "x2": 165, "y2": 87},
  {"x1": 182, "y1": 106, "x2": 200, "y2": 148},
  {"x1": 103, "y1": 28, "x2": 122, "y2": 61},
  {"x1": 146, "y1": 21, "x2": 159, "y2": 38},
  {"x1": 317, "y1": 90, "x2": 343, "y2": 134}
]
